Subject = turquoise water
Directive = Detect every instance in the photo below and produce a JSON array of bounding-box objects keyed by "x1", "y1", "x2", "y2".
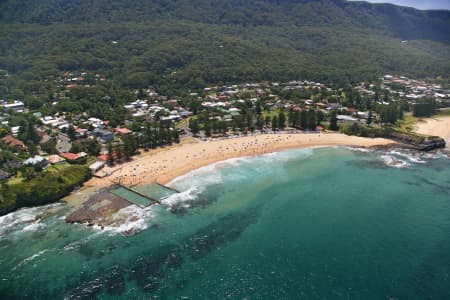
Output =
[{"x1": 1, "y1": 147, "x2": 450, "y2": 299}]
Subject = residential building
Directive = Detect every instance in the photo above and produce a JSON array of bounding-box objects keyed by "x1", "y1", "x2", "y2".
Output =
[{"x1": 1, "y1": 135, "x2": 27, "y2": 151}]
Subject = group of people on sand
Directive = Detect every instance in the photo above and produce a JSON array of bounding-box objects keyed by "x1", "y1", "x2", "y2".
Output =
[{"x1": 111, "y1": 135, "x2": 302, "y2": 186}]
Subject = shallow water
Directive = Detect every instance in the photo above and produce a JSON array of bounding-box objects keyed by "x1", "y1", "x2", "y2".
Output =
[{"x1": 1, "y1": 147, "x2": 449, "y2": 299}]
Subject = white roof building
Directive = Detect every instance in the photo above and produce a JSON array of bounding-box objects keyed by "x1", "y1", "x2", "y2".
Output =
[{"x1": 24, "y1": 155, "x2": 47, "y2": 166}]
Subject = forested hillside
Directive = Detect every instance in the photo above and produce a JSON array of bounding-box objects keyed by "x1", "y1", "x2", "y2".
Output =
[{"x1": 0, "y1": 0, "x2": 449, "y2": 96}]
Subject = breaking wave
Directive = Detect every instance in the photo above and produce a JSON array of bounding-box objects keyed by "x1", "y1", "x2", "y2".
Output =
[
  {"x1": 380, "y1": 155, "x2": 410, "y2": 168},
  {"x1": 95, "y1": 205, "x2": 155, "y2": 235},
  {"x1": 0, "y1": 203, "x2": 64, "y2": 237},
  {"x1": 389, "y1": 150, "x2": 426, "y2": 164}
]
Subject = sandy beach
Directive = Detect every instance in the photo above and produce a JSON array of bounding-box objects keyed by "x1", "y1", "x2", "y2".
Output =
[
  {"x1": 413, "y1": 116, "x2": 450, "y2": 148},
  {"x1": 85, "y1": 132, "x2": 393, "y2": 188}
]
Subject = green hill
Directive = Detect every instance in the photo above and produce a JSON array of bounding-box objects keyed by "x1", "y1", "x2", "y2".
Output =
[{"x1": 0, "y1": 0, "x2": 449, "y2": 93}]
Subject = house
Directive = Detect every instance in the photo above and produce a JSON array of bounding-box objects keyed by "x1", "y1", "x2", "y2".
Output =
[
  {"x1": 87, "y1": 117, "x2": 103, "y2": 128},
  {"x1": 337, "y1": 115, "x2": 359, "y2": 123},
  {"x1": 11, "y1": 126, "x2": 20, "y2": 137},
  {"x1": 75, "y1": 127, "x2": 88, "y2": 138},
  {"x1": 1, "y1": 135, "x2": 27, "y2": 151},
  {"x1": 357, "y1": 112, "x2": 369, "y2": 119},
  {"x1": 97, "y1": 154, "x2": 109, "y2": 161},
  {"x1": 47, "y1": 155, "x2": 66, "y2": 165},
  {"x1": 94, "y1": 129, "x2": 114, "y2": 143},
  {"x1": 24, "y1": 155, "x2": 48, "y2": 168},
  {"x1": 59, "y1": 152, "x2": 87, "y2": 162},
  {"x1": 115, "y1": 127, "x2": 132, "y2": 136},
  {"x1": 89, "y1": 161, "x2": 105, "y2": 173},
  {"x1": 1, "y1": 100, "x2": 24, "y2": 112}
]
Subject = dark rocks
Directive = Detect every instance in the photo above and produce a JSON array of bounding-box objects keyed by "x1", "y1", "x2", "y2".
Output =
[{"x1": 389, "y1": 132, "x2": 446, "y2": 151}]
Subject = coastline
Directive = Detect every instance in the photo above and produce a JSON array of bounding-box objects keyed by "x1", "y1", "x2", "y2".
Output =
[{"x1": 83, "y1": 132, "x2": 394, "y2": 189}]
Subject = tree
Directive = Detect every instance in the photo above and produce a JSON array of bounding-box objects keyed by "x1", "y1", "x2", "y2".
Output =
[
  {"x1": 41, "y1": 138, "x2": 57, "y2": 154},
  {"x1": 264, "y1": 115, "x2": 271, "y2": 128},
  {"x1": 115, "y1": 143, "x2": 124, "y2": 163},
  {"x1": 316, "y1": 110, "x2": 325, "y2": 125},
  {"x1": 122, "y1": 135, "x2": 136, "y2": 160},
  {"x1": 189, "y1": 119, "x2": 200, "y2": 136},
  {"x1": 67, "y1": 126, "x2": 76, "y2": 140},
  {"x1": 138, "y1": 88, "x2": 145, "y2": 99},
  {"x1": 17, "y1": 118, "x2": 39, "y2": 144},
  {"x1": 300, "y1": 110, "x2": 308, "y2": 129},
  {"x1": 172, "y1": 129, "x2": 180, "y2": 143},
  {"x1": 22, "y1": 166, "x2": 36, "y2": 181},
  {"x1": 87, "y1": 139, "x2": 101, "y2": 156},
  {"x1": 413, "y1": 100, "x2": 435, "y2": 117},
  {"x1": 70, "y1": 142, "x2": 81, "y2": 153},
  {"x1": 278, "y1": 111, "x2": 286, "y2": 129},
  {"x1": 307, "y1": 110, "x2": 316, "y2": 130},
  {"x1": 329, "y1": 110, "x2": 339, "y2": 131},
  {"x1": 367, "y1": 110, "x2": 373, "y2": 126},
  {"x1": 256, "y1": 115, "x2": 263, "y2": 131},
  {"x1": 288, "y1": 110, "x2": 295, "y2": 127},
  {"x1": 204, "y1": 121, "x2": 211, "y2": 137},
  {"x1": 398, "y1": 107, "x2": 404, "y2": 120},
  {"x1": 107, "y1": 142, "x2": 114, "y2": 166},
  {"x1": 0, "y1": 128, "x2": 7, "y2": 138},
  {"x1": 271, "y1": 115, "x2": 278, "y2": 130},
  {"x1": 255, "y1": 101, "x2": 262, "y2": 115}
]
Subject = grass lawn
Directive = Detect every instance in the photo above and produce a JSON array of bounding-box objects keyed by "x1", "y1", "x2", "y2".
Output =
[
  {"x1": 396, "y1": 115, "x2": 419, "y2": 132},
  {"x1": 46, "y1": 163, "x2": 71, "y2": 173},
  {"x1": 437, "y1": 108, "x2": 450, "y2": 116},
  {"x1": 175, "y1": 117, "x2": 191, "y2": 129},
  {"x1": 7, "y1": 175, "x2": 23, "y2": 185}
]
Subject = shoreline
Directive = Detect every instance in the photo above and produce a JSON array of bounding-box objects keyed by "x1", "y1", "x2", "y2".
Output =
[{"x1": 83, "y1": 132, "x2": 394, "y2": 189}]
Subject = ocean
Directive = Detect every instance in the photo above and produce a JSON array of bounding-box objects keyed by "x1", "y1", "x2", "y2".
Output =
[{"x1": 1, "y1": 147, "x2": 449, "y2": 299}]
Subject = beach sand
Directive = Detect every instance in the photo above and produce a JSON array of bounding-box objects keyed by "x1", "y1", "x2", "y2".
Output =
[
  {"x1": 413, "y1": 116, "x2": 450, "y2": 148},
  {"x1": 84, "y1": 132, "x2": 393, "y2": 188}
]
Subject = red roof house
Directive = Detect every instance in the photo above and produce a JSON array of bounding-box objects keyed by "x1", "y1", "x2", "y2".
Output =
[
  {"x1": 115, "y1": 127, "x2": 132, "y2": 136},
  {"x1": 60, "y1": 152, "x2": 81, "y2": 161},
  {"x1": 1, "y1": 135, "x2": 27, "y2": 151},
  {"x1": 97, "y1": 154, "x2": 108, "y2": 161}
]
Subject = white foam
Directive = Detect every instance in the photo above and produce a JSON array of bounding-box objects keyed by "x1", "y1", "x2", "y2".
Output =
[
  {"x1": 256, "y1": 147, "x2": 314, "y2": 163},
  {"x1": 421, "y1": 151, "x2": 447, "y2": 160},
  {"x1": 22, "y1": 222, "x2": 46, "y2": 232},
  {"x1": 161, "y1": 186, "x2": 202, "y2": 208},
  {"x1": 100, "y1": 205, "x2": 154, "y2": 235},
  {"x1": 389, "y1": 150, "x2": 426, "y2": 164},
  {"x1": 169, "y1": 147, "x2": 314, "y2": 190},
  {"x1": 0, "y1": 204, "x2": 62, "y2": 237},
  {"x1": 344, "y1": 146, "x2": 373, "y2": 153},
  {"x1": 380, "y1": 155, "x2": 410, "y2": 168},
  {"x1": 168, "y1": 161, "x2": 229, "y2": 190}
]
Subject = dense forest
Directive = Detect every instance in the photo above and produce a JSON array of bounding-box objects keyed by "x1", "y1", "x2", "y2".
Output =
[{"x1": 0, "y1": 0, "x2": 449, "y2": 98}]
